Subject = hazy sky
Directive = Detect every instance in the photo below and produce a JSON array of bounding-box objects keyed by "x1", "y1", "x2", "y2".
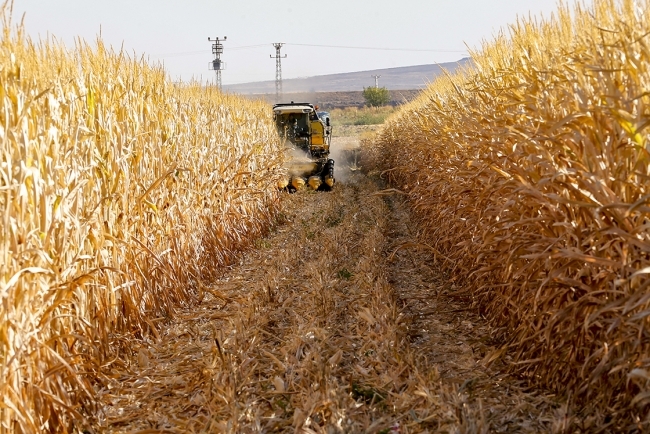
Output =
[{"x1": 9, "y1": 1, "x2": 586, "y2": 85}]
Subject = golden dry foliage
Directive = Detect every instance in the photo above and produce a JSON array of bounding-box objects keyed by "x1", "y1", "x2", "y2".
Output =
[
  {"x1": 366, "y1": 0, "x2": 650, "y2": 427},
  {"x1": 0, "y1": 10, "x2": 284, "y2": 433}
]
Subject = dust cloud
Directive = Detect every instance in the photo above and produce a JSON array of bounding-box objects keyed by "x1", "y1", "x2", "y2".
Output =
[
  {"x1": 281, "y1": 137, "x2": 360, "y2": 185},
  {"x1": 330, "y1": 138, "x2": 361, "y2": 185}
]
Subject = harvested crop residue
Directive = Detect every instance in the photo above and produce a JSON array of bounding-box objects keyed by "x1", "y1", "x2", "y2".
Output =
[{"x1": 93, "y1": 170, "x2": 563, "y2": 433}]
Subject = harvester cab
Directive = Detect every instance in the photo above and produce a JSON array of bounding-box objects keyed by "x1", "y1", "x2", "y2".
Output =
[{"x1": 273, "y1": 102, "x2": 335, "y2": 191}]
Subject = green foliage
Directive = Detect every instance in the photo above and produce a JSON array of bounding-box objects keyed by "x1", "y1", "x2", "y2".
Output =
[
  {"x1": 362, "y1": 86, "x2": 390, "y2": 107},
  {"x1": 352, "y1": 112, "x2": 389, "y2": 125},
  {"x1": 337, "y1": 268, "x2": 353, "y2": 280},
  {"x1": 330, "y1": 106, "x2": 395, "y2": 126},
  {"x1": 351, "y1": 383, "x2": 385, "y2": 403}
]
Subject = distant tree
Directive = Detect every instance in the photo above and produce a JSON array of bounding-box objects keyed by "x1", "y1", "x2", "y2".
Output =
[{"x1": 362, "y1": 86, "x2": 390, "y2": 107}]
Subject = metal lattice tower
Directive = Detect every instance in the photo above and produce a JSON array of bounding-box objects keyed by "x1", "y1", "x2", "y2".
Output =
[
  {"x1": 371, "y1": 75, "x2": 381, "y2": 88},
  {"x1": 208, "y1": 36, "x2": 227, "y2": 88},
  {"x1": 270, "y1": 43, "x2": 287, "y2": 101}
]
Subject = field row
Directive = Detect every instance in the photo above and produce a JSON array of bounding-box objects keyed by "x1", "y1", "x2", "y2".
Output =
[
  {"x1": 0, "y1": 15, "x2": 284, "y2": 431},
  {"x1": 365, "y1": 0, "x2": 650, "y2": 428}
]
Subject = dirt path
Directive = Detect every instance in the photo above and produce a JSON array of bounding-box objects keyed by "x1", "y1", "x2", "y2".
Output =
[{"x1": 93, "y1": 165, "x2": 562, "y2": 433}]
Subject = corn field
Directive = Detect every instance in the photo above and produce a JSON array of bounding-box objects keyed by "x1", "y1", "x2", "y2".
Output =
[
  {"x1": 365, "y1": 0, "x2": 650, "y2": 427},
  {"x1": 0, "y1": 9, "x2": 284, "y2": 432}
]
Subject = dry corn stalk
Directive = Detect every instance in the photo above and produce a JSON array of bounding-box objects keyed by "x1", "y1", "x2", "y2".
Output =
[
  {"x1": 366, "y1": 0, "x2": 650, "y2": 427},
  {"x1": 0, "y1": 6, "x2": 285, "y2": 432}
]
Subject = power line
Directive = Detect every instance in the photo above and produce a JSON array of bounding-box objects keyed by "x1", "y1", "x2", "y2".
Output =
[
  {"x1": 155, "y1": 43, "x2": 466, "y2": 58},
  {"x1": 231, "y1": 44, "x2": 270, "y2": 50},
  {"x1": 156, "y1": 49, "x2": 207, "y2": 58},
  {"x1": 285, "y1": 43, "x2": 467, "y2": 53},
  {"x1": 155, "y1": 44, "x2": 268, "y2": 58}
]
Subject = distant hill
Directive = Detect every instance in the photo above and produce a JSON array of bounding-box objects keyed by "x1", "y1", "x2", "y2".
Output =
[
  {"x1": 243, "y1": 89, "x2": 422, "y2": 110},
  {"x1": 224, "y1": 58, "x2": 472, "y2": 94}
]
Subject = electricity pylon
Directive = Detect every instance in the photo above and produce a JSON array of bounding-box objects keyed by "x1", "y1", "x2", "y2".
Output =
[
  {"x1": 270, "y1": 43, "x2": 287, "y2": 102},
  {"x1": 208, "y1": 36, "x2": 227, "y2": 88}
]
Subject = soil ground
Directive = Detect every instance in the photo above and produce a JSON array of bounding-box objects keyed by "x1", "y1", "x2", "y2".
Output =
[{"x1": 91, "y1": 134, "x2": 566, "y2": 433}]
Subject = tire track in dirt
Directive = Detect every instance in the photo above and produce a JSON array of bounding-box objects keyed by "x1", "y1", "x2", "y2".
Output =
[
  {"x1": 93, "y1": 169, "x2": 562, "y2": 433},
  {"x1": 381, "y1": 191, "x2": 564, "y2": 433}
]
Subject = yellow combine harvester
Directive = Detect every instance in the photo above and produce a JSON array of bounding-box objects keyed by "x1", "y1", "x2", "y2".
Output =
[{"x1": 273, "y1": 102, "x2": 335, "y2": 191}]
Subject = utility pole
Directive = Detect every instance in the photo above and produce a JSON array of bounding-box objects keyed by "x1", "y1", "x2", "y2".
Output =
[
  {"x1": 270, "y1": 43, "x2": 287, "y2": 102},
  {"x1": 208, "y1": 36, "x2": 227, "y2": 89},
  {"x1": 371, "y1": 75, "x2": 381, "y2": 88}
]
